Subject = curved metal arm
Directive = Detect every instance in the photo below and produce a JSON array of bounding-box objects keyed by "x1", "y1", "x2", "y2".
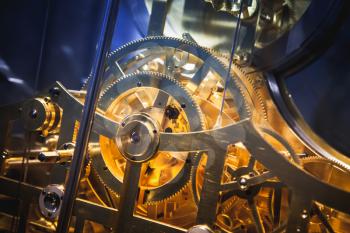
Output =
[{"x1": 158, "y1": 119, "x2": 250, "y2": 152}]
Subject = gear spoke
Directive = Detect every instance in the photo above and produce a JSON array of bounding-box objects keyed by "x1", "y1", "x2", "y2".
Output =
[
  {"x1": 312, "y1": 203, "x2": 335, "y2": 233},
  {"x1": 272, "y1": 188, "x2": 282, "y2": 227},
  {"x1": 285, "y1": 193, "x2": 312, "y2": 233},
  {"x1": 115, "y1": 161, "x2": 142, "y2": 233},
  {"x1": 92, "y1": 110, "x2": 120, "y2": 139},
  {"x1": 94, "y1": 71, "x2": 205, "y2": 203},
  {"x1": 248, "y1": 197, "x2": 266, "y2": 233},
  {"x1": 248, "y1": 156, "x2": 256, "y2": 170},
  {"x1": 159, "y1": 119, "x2": 249, "y2": 152},
  {"x1": 191, "y1": 63, "x2": 210, "y2": 86}
]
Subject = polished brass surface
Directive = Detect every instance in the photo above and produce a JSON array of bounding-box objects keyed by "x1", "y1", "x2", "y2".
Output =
[
  {"x1": 38, "y1": 184, "x2": 65, "y2": 219},
  {"x1": 20, "y1": 97, "x2": 61, "y2": 134},
  {"x1": 115, "y1": 113, "x2": 160, "y2": 163},
  {"x1": 0, "y1": 11, "x2": 349, "y2": 233}
]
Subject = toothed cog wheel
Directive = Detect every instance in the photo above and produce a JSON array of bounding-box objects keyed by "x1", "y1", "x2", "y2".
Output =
[
  {"x1": 89, "y1": 36, "x2": 252, "y2": 206},
  {"x1": 84, "y1": 36, "x2": 350, "y2": 232},
  {"x1": 91, "y1": 71, "x2": 205, "y2": 203}
]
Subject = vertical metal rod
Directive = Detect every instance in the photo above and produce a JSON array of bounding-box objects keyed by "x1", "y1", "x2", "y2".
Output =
[
  {"x1": 17, "y1": 198, "x2": 31, "y2": 233},
  {"x1": 215, "y1": 0, "x2": 244, "y2": 128},
  {"x1": 56, "y1": 0, "x2": 120, "y2": 232},
  {"x1": 114, "y1": 162, "x2": 142, "y2": 233},
  {"x1": 147, "y1": 0, "x2": 169, "y2": 36},
  {"x1": 196, "y1": 148, "x2": 227, "y2": 227},
  {"x1": 34, "y1": 0, "x2": 51, "y2": 91}
]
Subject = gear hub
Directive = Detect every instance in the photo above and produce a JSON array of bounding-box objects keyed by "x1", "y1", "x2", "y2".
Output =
[{"x1": 116, "y1": 113, "x2": 160, "y2": 163}]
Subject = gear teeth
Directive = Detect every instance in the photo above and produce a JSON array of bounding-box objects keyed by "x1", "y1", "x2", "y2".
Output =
[
  {"x1": 237, "y1": 66, "x2": 268, "y2": 121},
  {"x1": 90, "y1": 165, "x2": 120, "y2": 198},
  {"x1": 88, "y1": 36, "x2": 252, "y2": 205},
  {"x1": 93, "y1": 70, "x2": 205, "y2": 204},
  {"x1": 300, "y1": 155, "x2": 329, "y2": 164},
  {"x1": 109, "y1": 36, "x2": 251, "y2": 118},
  {"x1": 143, "y1": 182, "x2": 191, "y2": 206},
  {"x1": 221, "y1": 196, "x2": 237, "y2": 214},
  {"x1": 99, "y1": 70, "x2": 206, "y2": 130},
  {"x1": 208, "y1": 48, "x2": 268, "y2": 121}
]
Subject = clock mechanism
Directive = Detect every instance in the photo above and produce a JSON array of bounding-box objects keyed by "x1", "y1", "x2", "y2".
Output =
[{"x1": 0, "y1": 0, "x2": 349, "y2": 232}]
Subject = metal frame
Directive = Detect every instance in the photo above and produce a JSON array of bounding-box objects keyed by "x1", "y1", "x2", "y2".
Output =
[
  {"x1": 1, "y1": 1, "x2": 350, "y2": 232},
  {"x1": 1, "y1": 109, "x2": 349, "y2": 232},
  {"x1": 56, "y1": 0, "x2": 121, "y2": 232}
]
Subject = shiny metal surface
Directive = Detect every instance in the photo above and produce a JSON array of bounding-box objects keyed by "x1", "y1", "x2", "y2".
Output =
[
  {"x1": 56, "y1": 0, "x2": 120, "y2": 232},
  {"x1": 0, "y1": 1, "x2": 349, "y2": 233},
  {"x1": 116, "y1": 113, "x2": 160, "y2": 162},
  {"x1": 187, "y1": 225, "x2": 214, "y2": 233},
  {"x1": 38, "y1": 184, "x2": 64, "y2": 219}
]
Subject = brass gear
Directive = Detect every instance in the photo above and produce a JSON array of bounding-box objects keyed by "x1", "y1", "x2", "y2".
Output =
[{"x1": 91, "y1": 71, "x2": 205, "y2": 204}]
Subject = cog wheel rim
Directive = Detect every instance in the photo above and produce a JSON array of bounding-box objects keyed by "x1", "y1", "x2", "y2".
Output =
[
  {"x1": 88, "y1": 36, "x2": 252, "y2": 205},
  {"x1": 91, "y1": 71, "x2": 205, "y2": 203},
  {"x1": 107, "y1": 36, "x2": 251, "y2": 120}
]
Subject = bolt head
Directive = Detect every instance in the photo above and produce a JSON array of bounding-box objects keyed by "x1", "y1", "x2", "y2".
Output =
[
  {"x1": 238, "y1": 177, "x2": 248, "y2": 190},
  {"x1": 49, "y1": 87, "x2": 60, "y2": 97},
  {"x1": 38, "y1": 152, "x2": 46, "y2": 162},
  {"x1": 130, "y1": 131, "x2": 141, "y2": 144},
  {"x1": 29, "y1": 109, "x2": 38, "y2": 119},
  {"x1": 239, "y1": 177, "x2": 247, "y2": 185}
]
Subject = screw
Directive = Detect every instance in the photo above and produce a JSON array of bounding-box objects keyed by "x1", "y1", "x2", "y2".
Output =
[
  {"x1": 38, "y1": 152, "x2": 46, "y2": 162},
  {"x1": 301, "y1": 210, "x2": 308, "y2": 219},
  {"x1": 0, "y1": 151, "x2": 7, "y2": 159},
  {"x1": 165, "y1": 105, "x2": 180, "y2": 119},
  {"x1": 238, "y1": 177, "x2": 248, "y2": 190},
  {"x1": 165, "y1": 127, "x2": 173, "y2": 133},
  {"x1": 44, "y1": 97, "x2": 51, "y2": 103},
  {"x1": 130, "y1": 131, "x2": 141, "y2": 144},
  {"x1": 49, "y1": 87, "x2": 60, "y2": 97},
  {"x1": 29, "y1": 109, "x2": 38, "y2": 119}
]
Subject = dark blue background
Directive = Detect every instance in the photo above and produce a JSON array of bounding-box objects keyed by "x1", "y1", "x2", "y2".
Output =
[{"x1": 0, "y1": 0, "x2": 147, "y2": 104}]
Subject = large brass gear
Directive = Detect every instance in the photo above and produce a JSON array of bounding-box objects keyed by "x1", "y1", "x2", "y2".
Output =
[
  {"x1": 85, "y1": 36, "x2": 256, "y2": 227},
  {"x1": 86, "y1": 36, "x2": 252, "y2": 204},
  {"x1": 90, "y1": 71, "x2": 205, "y2": 204},
  {"x1": 85, "y1": 35, "x2": 306, "y2": 230},
  {"x1": 82, "y1": 36, "x2": 350, "y2": 232}
]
